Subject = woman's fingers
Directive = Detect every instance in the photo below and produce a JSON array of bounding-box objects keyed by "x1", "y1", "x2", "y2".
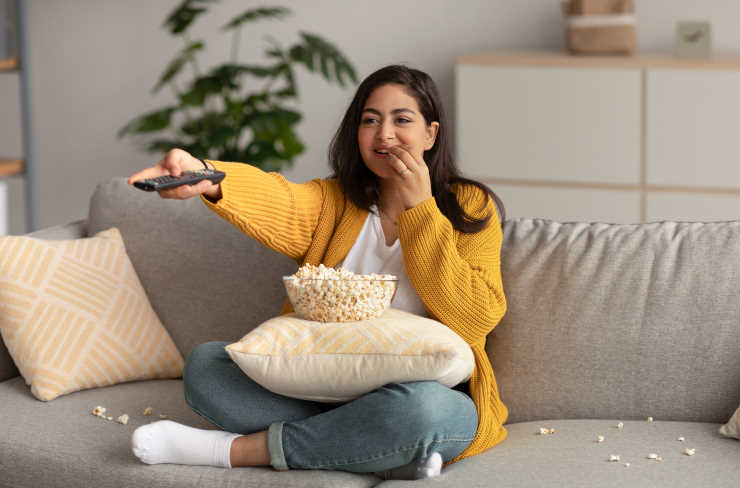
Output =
[
  {"x1": 157, "y1": 177, "x2": 214, "y2": 200},
  {"x1": 127, "y1": 161, "x2": 168, "y2": 185}
]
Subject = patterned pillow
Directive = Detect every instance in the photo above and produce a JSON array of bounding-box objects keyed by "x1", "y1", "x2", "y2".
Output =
[
  {"x1": 0, "y1": 227, "x2": 183, "y2": 401},
  {"x1": 720, "y1": 404, "x2": 740, "y2": 440},
  {"x1": 225, "y1": 308, "x2": 474, "y2": 402}
]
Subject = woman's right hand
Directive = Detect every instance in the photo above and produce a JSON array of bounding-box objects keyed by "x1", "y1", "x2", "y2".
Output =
[{"x1": 127, "y1": 148, "x2": 222, "y2": 200}]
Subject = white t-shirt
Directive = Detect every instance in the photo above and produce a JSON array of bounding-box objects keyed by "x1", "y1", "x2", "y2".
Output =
[{"x1": 338, "y1": 205, "x2": 428, "y2": 317}]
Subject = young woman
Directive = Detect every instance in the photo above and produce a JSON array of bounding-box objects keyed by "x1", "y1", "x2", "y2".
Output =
[{"x1": 128, "y1": 65, "x2": 508, "y2": 480}]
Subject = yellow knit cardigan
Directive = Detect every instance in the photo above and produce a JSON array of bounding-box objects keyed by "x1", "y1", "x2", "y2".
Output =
[{"x1": 201, "y1": 161, "x2": 509, "y2": 464}]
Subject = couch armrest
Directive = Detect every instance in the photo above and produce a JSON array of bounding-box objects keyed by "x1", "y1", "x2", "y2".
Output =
[{"x1": 0, "y1": 219, "x2": 89, "y2": 383}]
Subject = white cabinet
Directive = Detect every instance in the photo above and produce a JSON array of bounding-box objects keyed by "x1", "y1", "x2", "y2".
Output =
[{"x1": 457, "y1": 51, "x2": 740, "y2": 223}]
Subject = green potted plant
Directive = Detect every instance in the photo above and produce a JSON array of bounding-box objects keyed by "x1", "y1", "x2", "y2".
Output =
[{"x1": 119, "y1": 0, "x2": 357, "y2": 172}]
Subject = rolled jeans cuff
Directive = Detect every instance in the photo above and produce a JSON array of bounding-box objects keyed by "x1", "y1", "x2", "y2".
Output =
[{"x1": 268, "y1": 422, "x2": 289, "y2": 471}]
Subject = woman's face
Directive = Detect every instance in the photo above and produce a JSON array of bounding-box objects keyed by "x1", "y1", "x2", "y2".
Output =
[{"x1": 357, "y1": 83, "x2": 439, "y2": 180}]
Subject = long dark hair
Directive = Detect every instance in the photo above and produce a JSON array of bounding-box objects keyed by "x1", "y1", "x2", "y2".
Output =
[{"x1": 328, "y1": 65, "x2": 505, "y2": 232}]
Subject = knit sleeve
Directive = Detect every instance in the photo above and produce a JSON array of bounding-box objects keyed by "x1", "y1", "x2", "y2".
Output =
[
  {"x1": 398, "y1": 186, "x2": 506, "y2": 345},
  {"x1": 199, "y1": 160, "x2": 325, "y2": 261}
]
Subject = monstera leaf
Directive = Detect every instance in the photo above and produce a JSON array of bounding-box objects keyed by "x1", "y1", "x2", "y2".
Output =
[{"x1": 120, "y1": 3, "x2": 357, "y2": 172}]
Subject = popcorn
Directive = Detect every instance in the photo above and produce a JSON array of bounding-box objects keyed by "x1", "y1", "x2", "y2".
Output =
[
  {"x1": 159, "y1": 414, "x2": 169, "y2": 419},
  {"x1": 538, "y1": 427, "x2": 550, "y2": 435},
  {"x1": 647, "y1": 453, "x2": 662, "y2": 461},
  {"x1": 596, "y1": 435, "x2": 605, "y2": 443},
  {"x1": 143, "y1": 407, "x2": 152, "y2": 416},
  {"x1": 647, "y1": 417, "x2": 654, "y2": 422},
  {"x1": 616, "y1": 422, "x2": 624, "y2": 429},
  {"x1": 608, "y1": 455, "x2": 620, "y2": 462},
  {"x1": 684, "y1": 448, "x2": 696, "y2": 456},
  {"x1": 92, "y1": 405, "x2": 128, "y2": 426},
  {"x1": 284, "y1": 264, "x2": 397, "y2": 322},
  {"x1": 677, "y1": 437, "x2": 685, "y2": 442}
]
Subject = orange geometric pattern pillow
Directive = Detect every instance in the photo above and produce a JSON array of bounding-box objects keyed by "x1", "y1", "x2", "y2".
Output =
[{"x1": 0, "y1": 227, "x2": 183, "y2": 401}]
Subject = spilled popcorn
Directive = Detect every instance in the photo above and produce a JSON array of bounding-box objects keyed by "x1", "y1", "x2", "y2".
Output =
[
  {"x1": 608, "y1": 455, "x2": 621, "y2": 462},
  {"x1": 596, "y1": 435, "x2": 605, "y2": 443},
  {"x1": 143, "y1": 407, "x2": 153, "y2": 416},
  {"x1": 647, "y1": 417, "x2": 654, "y2": 422},
  {"x1": 647, "y1": 453, "x2": 662, "y2": 461},
  {"x1": 116, "y1": 414, "x2": 129, "y2": 425},
  {"x1": 616, "y1": 422, "x2": 624, "y2": 429},
  {"x1": 537, "y1": 427, "x2": 556, "y2": 435},
  {"x1": 684, "y1": 448, "x2": 696, "y2": 456}
]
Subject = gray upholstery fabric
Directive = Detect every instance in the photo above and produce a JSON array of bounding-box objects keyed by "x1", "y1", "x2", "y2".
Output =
[
  {"x1": 488, "y1": 219, "x2": 740, "y2": 424},
  {"x1": 0, "y1": 377, "x2": 379, "y2": 488},
  {"x1": 0, "y1": 219, "x2": 88, "y2": 382},
  {"x1": 86, "y1": 177, "x2": 298, "y2": 360},
  {"x1": 377, "y1": 419, "x2": 740, "y2": 487}
]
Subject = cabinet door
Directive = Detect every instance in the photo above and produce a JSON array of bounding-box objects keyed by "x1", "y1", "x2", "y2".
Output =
[
  {"x1": 456, "y1": 64, "x2": 641, "y2": 185},
  {"x1": 647, "y1": 69, "x2": 740, "y2": 189}
]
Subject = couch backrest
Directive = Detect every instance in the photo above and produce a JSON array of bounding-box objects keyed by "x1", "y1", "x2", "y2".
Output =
[
  {"x1": 488, "y1": 218, "x2": 740, "y2": 424},
  {"x1": 87, "y1": 178, "x2": 297, "y2": 360}
]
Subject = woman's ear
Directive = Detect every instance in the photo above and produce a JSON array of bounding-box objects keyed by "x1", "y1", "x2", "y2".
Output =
[{"x1": 424, "y1": 121, "x2": 440, "y2": 151}]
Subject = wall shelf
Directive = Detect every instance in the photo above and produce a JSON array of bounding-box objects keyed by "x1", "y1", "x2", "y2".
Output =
[
  {"x1": 0, "y1": 56, "x2": 18, "y2": 71},
  {"x1": 0, "y1": 158, "x2": 23, "y2": 177},
  {"x1": 0, "y1": 0, "x2": 34, "y2": 234}
]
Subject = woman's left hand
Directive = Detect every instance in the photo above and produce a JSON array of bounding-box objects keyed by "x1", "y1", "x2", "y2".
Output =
[{"x1": 388, "y1": 145, "x2": 433, "y2": 210}]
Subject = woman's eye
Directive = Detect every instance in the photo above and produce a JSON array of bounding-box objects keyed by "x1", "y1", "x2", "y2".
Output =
[
  {"x1": 361, "y1": 117, "x2": 378, "y2": 124},
  {"x1": 396, "y1": 117, "x2": 411, "y2": 124}
]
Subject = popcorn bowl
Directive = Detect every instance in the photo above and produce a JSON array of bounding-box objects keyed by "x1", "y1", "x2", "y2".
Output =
[{"x1": 283, "y1": 276, "x2": 399, "y2": 322}]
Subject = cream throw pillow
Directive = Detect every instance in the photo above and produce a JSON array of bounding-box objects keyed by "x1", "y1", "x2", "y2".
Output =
[
  {"x1": 225, "y1": 308, "x2": 474, "y2": 402},
  {"x1": 720, "y1": 404, "x2": 740, "y2": 440},
  {"x1": 0, "y1": 227, "x2": 184, "y2": 401}
]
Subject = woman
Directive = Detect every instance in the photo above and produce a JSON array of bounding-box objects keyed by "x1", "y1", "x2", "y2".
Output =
[{"x1": 128, "y1": 65, "x2": 508, "y2": 480}]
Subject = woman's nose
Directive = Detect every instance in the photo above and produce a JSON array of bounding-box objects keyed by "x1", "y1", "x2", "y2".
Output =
[{"x1": 376, "y1": 121, "x2": 394, "y2": 141}]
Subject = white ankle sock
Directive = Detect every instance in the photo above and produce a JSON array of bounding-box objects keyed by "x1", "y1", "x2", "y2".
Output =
[
  {"x1": 132, "y1": 420, "x2": 240, "y2": 468},
  {"x1": 376, "y1": 452, "x2": 444, "y2": 480}
]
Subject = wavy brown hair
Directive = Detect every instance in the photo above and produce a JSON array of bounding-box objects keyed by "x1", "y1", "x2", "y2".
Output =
[{"x1": 328, "y1": 64, "x2": 505, "y2": 232}]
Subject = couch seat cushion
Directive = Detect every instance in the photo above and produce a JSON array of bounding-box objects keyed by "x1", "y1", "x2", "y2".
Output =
[
  {"x1": 0, "y1": 377, "x2": 379, "y2": 488},
  {"x1": 377, "y1": 419, "x2": 740, "y2": 487}
]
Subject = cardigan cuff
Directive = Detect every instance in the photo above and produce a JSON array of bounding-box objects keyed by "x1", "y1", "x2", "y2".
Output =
[{"x1": 398, "y1": 196, "x2": 440, "y2": 231}]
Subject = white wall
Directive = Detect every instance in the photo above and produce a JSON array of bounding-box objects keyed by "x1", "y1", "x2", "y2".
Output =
[{"x1": 2, "y1": 0, "x2": 740, "y2": 233}]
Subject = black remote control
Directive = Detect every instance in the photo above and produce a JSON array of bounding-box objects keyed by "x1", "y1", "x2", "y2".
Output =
[{"x1": 133, "y1": 169, "x2": 226, "y2": 192}]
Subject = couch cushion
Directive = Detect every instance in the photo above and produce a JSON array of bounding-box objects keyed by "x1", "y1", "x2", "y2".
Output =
[
  {"x1": 377, "y1": 419, "x2": 740, "y2": 487},
  {"x1": 0, "y1": 227, "x2": 183, "y2": 401},
  {"x1": 0, "y1": 220, "x2": 88, "y2": 383},
  {"x1": 226, "y1": 309, "x2": 474, "y2": 402},
  {"x1": 0, "y1": 377, "x2": 379, "y2": 488},
  {"x1": 87, "y1": 177, "x2": 298, "y2": 359},
  {"x1": 489, "y1": 219, "x2": 740, "y2": 424}
]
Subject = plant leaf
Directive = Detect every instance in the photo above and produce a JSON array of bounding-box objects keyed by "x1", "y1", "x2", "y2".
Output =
[
  {"x1": 288, "y1": 32, "x2": 357, "y2": 87},
  {"x1": 153, "y1": 41, "x2": 204, "y2": 93},
  {"x1": 164, "y1": 0, "x2": 218, "y2": 35},
  {"x1": 222, "y1": 6, "x2": 290, "y2": 30},
  {"x1": 117, "y1": 107, "x2": 177, "y2": 138}
]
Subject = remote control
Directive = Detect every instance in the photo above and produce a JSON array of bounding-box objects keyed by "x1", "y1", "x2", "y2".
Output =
[{"x1": 133, "y1": 169, "x2": 226, "y2": 192}]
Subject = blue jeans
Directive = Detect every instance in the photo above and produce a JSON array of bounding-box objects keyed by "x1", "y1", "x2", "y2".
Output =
[{"x1": 183, "y1": 341, "x2": 478, "y2": 472}]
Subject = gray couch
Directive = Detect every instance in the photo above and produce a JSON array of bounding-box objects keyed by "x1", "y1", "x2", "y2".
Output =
[{"x1": 1, "y1": 177, "x2": 739, "y2": 488}]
